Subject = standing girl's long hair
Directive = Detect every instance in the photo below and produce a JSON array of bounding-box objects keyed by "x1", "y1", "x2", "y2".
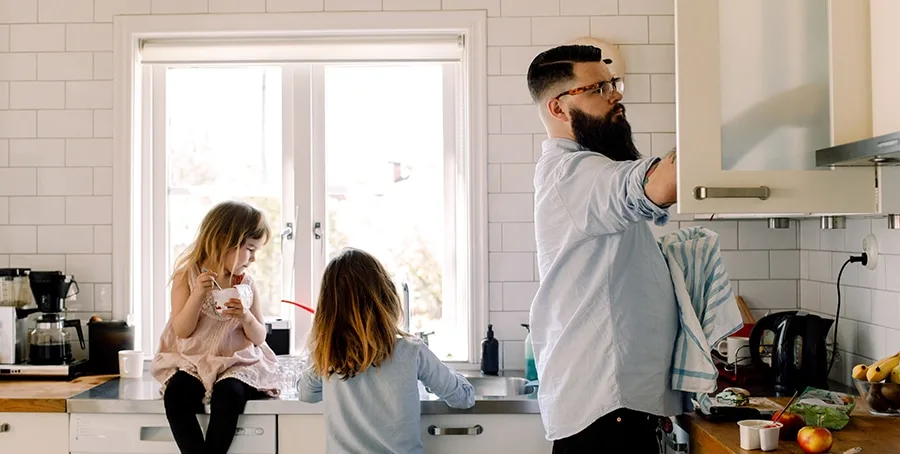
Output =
[
  {"x1": 170, "y1": 200, "x2": 271, "y2": 281},
  {"x1": 308, "y1": 248, "x2": 406, "y2": 379}
]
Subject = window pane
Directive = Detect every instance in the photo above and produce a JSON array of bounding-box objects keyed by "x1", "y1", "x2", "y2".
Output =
[
  {"x1": 322, "y1": 64, "x2": 464, "y2": 360},
  {"x1": 165, "y1": 66, "x2": 286, "y2": 319}
]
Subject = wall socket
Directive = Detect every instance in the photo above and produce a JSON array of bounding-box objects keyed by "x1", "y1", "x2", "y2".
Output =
[{"x1": 862, "y1": 233, "x2": 879, "y2": 270}]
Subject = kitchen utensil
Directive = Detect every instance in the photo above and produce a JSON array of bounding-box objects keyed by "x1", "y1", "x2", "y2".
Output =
[
  {"x1": 772, "y1": 390, "x2": 801, "y2": 423},
  {"x1": 281, "y1": 299, "x2": 315, "y2": 314},
  {"x1": 213, "y1": 288, "x2": 242, "y2": 315},
  {"x1": 736, "y1": 295, "x2": 755, "y2": 323},
  {"x1": 749, "y1": 310, "x2": 833, "y2": 396},
  {"x1": 200, "y1": 268, "x2": 224, "y2": 291},
  {"x1": 837, "y1": 448, "x2": 862, "y2": 454}
]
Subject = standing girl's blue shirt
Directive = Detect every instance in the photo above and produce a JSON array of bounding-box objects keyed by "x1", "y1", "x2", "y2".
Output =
[{"x1": 297, "y1": 337, "x2": 475, "y2": 454}]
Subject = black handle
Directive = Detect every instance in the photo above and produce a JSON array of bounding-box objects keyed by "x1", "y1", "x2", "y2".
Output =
[{"x1": 64, "y1": 319, "x2": 86, "y2": 350}]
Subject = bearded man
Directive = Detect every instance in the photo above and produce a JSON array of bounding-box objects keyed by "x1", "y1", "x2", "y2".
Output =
[{"x1": 526, "y1": 44, "x2": 679, "y2": 454}]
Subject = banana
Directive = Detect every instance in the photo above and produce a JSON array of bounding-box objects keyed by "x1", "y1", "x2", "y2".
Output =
[
  {"x1": 852, "y1": 364, "x2": 868, "y2": 380},
  {"x1": 891, "y1": 365, "x2": 900, "y2": 385},
  {"x1": 867, "y1": 354, "x2": 900, "y2": 382}
]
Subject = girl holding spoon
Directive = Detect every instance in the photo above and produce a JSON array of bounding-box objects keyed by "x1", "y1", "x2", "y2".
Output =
[{"x1": 151, "y1": 200, "x2": 281, "y2": 454}]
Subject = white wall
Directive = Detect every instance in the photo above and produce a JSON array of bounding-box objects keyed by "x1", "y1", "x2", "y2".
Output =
[
  {"x1": 798, "y1": 218, "x2": 900, "y2": 386},
  {"x1": 0, "y1": 0, "x2": 827, "y2": 370}
]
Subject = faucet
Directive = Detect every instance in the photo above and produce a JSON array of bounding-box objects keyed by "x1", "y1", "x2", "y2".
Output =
[
  {"x1": 415, "y1": 331, "x2": 435, "y2": 347},
  {"x1": 401, "y1": 282, "x2": 410, "y2": 332}
]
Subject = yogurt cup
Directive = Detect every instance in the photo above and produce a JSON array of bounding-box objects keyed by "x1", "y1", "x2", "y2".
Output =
[{"x1": 212, "y1": 288, "x2": 242, "y2": 315}]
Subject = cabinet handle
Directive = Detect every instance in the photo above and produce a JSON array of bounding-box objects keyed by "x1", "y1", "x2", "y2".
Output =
[
  {"x1": 693, "y1": 186, "x2": 770, "y2": 200},
  {"x1": 427, "y1": 424, "x2": 483, "y2": 436},
  {"x1": 0, "y1": 423, "x2": 9, "y2": 433}
]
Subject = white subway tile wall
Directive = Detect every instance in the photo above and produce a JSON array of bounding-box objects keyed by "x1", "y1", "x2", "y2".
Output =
[
  {"x1": 799, "y1": 218, "x2": 900, "y2": 386},
  {"x1": 0, "y1": 0, "x2": 850, "y2": 370}
]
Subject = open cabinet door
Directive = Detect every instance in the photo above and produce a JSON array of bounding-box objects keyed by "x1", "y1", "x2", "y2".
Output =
[{"x1": 674, "y1": 0, "x2": 876, "y2": 215}]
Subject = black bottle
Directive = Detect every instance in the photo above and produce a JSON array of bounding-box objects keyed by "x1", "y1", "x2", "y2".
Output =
[{"x1": 480, "y1": 324, "x2": 499, "y2": 375}]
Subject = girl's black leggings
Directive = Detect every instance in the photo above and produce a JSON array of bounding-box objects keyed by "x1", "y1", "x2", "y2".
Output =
[{"x1": 163, "y1": 370, "x2": 261, "y2": 454}]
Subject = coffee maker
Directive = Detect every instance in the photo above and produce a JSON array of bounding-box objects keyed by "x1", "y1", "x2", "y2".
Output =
[
  {"x1": 748, "y1": 310, "x2": 833, "y2": 396},
  {"x1": 0, "y1": 271, "x2": 87, "y2": 378}
]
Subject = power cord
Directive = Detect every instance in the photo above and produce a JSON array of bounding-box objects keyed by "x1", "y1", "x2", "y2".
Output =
[{"x1": 827, "y1": 253, "x2": 867, "y2": 377}]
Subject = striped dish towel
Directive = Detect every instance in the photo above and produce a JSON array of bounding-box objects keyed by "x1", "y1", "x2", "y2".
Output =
[{"x1": 659, "y1": 226, "x2": 743, "y2": 395}]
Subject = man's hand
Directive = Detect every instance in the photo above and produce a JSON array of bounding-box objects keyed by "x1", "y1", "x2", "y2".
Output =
[{"x1": 643, "y1": 148, "x2": 676, "y2": 208}]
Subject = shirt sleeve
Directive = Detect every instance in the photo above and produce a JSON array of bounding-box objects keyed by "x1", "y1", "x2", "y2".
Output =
[
  {"x1": 416, "y1": 342, "x2": 475, "y2": 409},
  {"x1": 296, "y1": 360, "x2": 323, "y2": 403},
  {"x1": 556, "y1": 153, "x2": 669, "y2": 236}
]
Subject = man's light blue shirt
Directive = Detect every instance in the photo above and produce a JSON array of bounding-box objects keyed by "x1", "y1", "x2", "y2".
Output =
[
  {"x1": 531, "y1": 138, "x2": 682, "y2": 441},
  {"x1": 297, "y1": 337, "x2": 475, "y2": 454}
]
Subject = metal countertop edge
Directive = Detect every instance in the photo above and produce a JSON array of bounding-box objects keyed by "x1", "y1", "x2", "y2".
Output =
[{"x1": 66, "y1": 398, "x2": 541, "y2": 415}]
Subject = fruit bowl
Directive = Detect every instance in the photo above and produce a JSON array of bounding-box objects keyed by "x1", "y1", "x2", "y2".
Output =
[{"x1": 853, "y1": 379, "x2": 900, "y2": 416}]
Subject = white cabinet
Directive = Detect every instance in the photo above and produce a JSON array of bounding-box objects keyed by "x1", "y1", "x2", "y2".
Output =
[
  {"x1": 277, "y1": 415, "x2": 326, "y2": 454},
  {"x1": 0, "y1": 412, "x2": 68, "y2": 454},
  {"x1": 674, "y1": 0, "x2": 876, "y2": 215},
  {"x1": 420, "y1": 414, "x2": 550, "y2": 454},
  {"x1": 870, "y1": 0, "x2": 900, "y2": 215}
]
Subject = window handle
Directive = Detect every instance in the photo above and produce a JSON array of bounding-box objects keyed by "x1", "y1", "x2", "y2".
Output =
[
  {"x1": 313, "y1": 221, "x2": 322, "y2": 240},
  {"x1": 281, "y1": 222, "x2": 293, "y2": 240}
]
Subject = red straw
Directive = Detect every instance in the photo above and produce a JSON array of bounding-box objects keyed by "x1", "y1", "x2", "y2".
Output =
[{"x1": 281, "y1": 299, "x2": 315, "y2": 314}]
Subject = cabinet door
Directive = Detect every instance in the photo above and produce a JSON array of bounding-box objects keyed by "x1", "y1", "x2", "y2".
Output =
[
  {"x1": 674, "y1": 0, "x2": 875, "y2": 214},
  {"x1": 278, "y1": 415, "x2": 326, "y2": 454},
  {"x1": 0, "y1": 412, "x2": 68, "y2": 454},
  {"x1": 871, "y1": 0, "x2": 900, "y2": 214},
  {"x1": 420, "y1": 414, "x2": 550, "y2": 454}
]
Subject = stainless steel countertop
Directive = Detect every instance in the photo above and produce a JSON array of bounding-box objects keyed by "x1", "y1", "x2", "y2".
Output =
[{"x1": 66, "y1": 371, "x2": 541, "y2": 415}]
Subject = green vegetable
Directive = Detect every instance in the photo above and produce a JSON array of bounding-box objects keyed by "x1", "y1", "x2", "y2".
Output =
[{"x1": 788, "y1": 386, "x2": 856, "y2": 430}]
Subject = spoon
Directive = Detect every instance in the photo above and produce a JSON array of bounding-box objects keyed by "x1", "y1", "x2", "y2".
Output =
[
  {"x1": 832, "y1": 448, "x2": 862, "y2": 454},
  {"x1": 200, "y1": 268, "x2": 224, "y2": 291}
]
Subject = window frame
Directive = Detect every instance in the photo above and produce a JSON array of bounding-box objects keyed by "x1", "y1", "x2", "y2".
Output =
[{"x1": 113, "y1": 11, "x2": 488, "y2": 366}]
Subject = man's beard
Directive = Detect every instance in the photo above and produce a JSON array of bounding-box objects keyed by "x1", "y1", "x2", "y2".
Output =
[{"x1": 570, "y1": 104, "x2": 641, "y2": 161}]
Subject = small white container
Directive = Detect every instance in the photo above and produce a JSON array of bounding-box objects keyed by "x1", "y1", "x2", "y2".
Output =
[
  {"x1": 759, "y1": 421, "x2": 782, "y2": 451},
  {"x1": 737, "y1": 419, "x2": 770, "y2": 450},
  {"x1": 118, "y1": 350, "x2": 144, "y2": 378}
]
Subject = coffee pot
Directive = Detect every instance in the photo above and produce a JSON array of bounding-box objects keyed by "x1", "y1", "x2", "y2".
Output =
[{"x1": 27, "y1": 271, "x2": 85, "y2": 365}]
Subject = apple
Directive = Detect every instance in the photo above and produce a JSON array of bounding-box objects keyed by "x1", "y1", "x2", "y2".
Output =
[
  {"x1": 796, "y1": 425, "x2": 833, "y2": 454},
  {"x1": 773, "y1": 411, "x2": 805, "y2": 440}
]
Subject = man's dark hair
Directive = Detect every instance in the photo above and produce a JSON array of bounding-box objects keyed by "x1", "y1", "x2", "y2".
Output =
[{"x1": 526, "y1": 45, "x2": 612, "y2": 103}]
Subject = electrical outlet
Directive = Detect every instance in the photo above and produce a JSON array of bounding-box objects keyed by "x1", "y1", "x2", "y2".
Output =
[{"x1": 862, "y1": 233, "x2": 879, "y2": 270}]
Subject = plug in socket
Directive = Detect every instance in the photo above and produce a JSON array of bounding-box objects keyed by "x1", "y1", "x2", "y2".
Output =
[{"x1": 862, "y1": 233, "x2": 879, "y2": 270}]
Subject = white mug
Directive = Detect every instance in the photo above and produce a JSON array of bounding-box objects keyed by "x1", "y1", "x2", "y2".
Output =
[
  {"x1": 118, "y1": 350, "x2": 144, "y2": 378},
  {"x1": 716, "y1": 336, "x2": 751, "y2": 366}
]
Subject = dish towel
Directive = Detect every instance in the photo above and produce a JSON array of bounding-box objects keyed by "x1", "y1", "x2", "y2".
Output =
[{"x1": 658, "y1": 226, "x2": 743, "y2": 408}]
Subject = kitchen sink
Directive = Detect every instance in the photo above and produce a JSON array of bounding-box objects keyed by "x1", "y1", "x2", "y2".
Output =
[{"x1": 424, "y1": 376, "x2": 536, "y2": 397}]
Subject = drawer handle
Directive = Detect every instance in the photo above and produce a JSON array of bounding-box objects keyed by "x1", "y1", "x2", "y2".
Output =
[
  {"x1": 693, "y1": 186, "x2": 770, "y2": 200},
  {"x1": 427, "y1": 424, "x2": 483, "y2": 436},
  {"x1": 0, "y1": 423, "x2": 9, "y2": 433}
]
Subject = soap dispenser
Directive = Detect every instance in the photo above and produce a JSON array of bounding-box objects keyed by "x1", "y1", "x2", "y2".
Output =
[
  {"x1": 480, "y1": 324, "x2": 499, "y2": 375},
  {"x1": 522, "y1": 323, "x2": 537, "y2": 381}
]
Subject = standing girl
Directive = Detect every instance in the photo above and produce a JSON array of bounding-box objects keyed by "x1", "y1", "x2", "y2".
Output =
[
  {"x1": 151, "y1": 200, "x2": 281, "y2": 454},
  {"x1": 297, "y1": 247, "x2": 475, "y2": 454}
]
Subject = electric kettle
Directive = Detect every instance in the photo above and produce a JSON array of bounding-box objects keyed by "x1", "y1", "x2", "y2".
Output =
[{"x1": 748, "y1": 310, "x2": 833, "y2": 396}]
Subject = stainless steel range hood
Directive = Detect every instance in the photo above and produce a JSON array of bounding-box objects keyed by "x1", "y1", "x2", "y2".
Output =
[{"x1": 816, "y1": 130, "x2": 900, "y2": 167}]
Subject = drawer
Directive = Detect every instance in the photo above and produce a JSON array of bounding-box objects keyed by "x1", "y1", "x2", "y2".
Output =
[
  {"x1": 69, "y1": 413, "x2": 276, "y2": 453},
  {"x1": 420, "y1": 414, "x2": 550, "y2": 454},
  {"x1": 0, "y1": 412, "x2": 68, "y2": 454}
]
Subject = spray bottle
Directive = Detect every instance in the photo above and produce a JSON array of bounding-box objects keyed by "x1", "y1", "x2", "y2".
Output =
[{"x1": 522, "y1": 323, "x2": 537, "y2": 381}]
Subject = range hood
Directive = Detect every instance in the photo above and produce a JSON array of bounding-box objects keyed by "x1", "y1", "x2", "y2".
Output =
[{"x1": 816, "y1": 130, "x2": 900, "y2": 167}]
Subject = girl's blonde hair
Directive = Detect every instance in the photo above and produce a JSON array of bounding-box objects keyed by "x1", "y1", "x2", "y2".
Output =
[
  {"x1": 308, "y1": 248, "x2": 406, "y2": 379},
  {"x1": 171, "y1": 200, "x2": 271, "y2": 281}
]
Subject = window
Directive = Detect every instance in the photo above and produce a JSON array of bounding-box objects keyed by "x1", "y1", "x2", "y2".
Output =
[{"x1": 116, "y1": 13, "x2": 487, "y2": 364}]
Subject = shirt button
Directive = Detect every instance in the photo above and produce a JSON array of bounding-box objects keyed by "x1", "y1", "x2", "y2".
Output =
[{"x1": 616, "y1": 417, "x2": 622, "y2": 423}]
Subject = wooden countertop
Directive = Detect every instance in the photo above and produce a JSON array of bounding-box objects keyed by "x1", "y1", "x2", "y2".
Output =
[
  {"x1": 683, "y1": 396, "x2": 900, "y2": 453},
  {"x1": 0, "y1": 375, "x2": 116, "y2": 413}
]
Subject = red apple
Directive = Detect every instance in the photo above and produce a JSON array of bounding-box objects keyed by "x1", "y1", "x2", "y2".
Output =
[
  {"x1": 773, "y1": 411, "x2": 805, "y2": 440},
  {"x1": 796, "y1": 425, "x2": 833, "y2": 454}
]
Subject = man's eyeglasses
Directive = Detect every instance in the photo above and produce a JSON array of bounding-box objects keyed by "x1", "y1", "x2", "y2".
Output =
[{"x1": 555, "y1": 78, "x2": 624, "y2": 100}]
